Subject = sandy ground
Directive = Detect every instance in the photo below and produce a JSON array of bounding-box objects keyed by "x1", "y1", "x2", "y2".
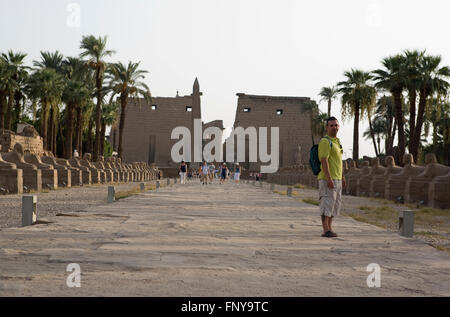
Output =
[
  {"x1": 0, "y1": 179, "x2": 449, "y2": 296},
  {"x1": 0, "y1": 182, "x2": 151, "y2": 228}
]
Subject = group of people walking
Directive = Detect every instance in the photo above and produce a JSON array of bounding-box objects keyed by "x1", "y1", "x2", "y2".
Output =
[{"x1": 178, "y1": 161, "x2": 242, "y2": 185}]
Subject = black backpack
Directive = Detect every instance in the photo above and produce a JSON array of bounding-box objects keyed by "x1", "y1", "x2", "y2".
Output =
[{"x1": 309, "y1": 136, "x2": 333, "y2": 176}]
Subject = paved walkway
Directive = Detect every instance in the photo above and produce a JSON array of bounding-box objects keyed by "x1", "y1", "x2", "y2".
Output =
[{"x1": 0, "y1": 180, "x2": 449, "y2": 296}]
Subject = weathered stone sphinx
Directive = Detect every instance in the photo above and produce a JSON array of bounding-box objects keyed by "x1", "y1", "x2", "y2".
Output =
[
  {"x1": 94, "y1": 156, "x2": 114, "y2": 183},
  {"x1": 370, "y1": 156, "x2": 402, "y2": 198},
  {"x1": 103, "y1": 157, "x2": 120, "y2": 182},
  {"x1": 2, "y1": 143, "x2": 42, "y2": 192},
  {"x1": 80, "y1": 153, "x2": 103, "y2": 184},
  {"x1": 108, "y1": 157, "x2": 127, "y2": 182},
  {"x1": 117, "y1": 158, "x2": 133, "y2": 182},
  {"x1": 405, "y1": 154, "x2": 450, "y2": 205},
  {"x1": 344, "y1": 161, "x2": 363, "y2": 196},
  {"x1": 0, "y1": 152, "x2": 23, "y2": 194},
  {"x1": 24, "y1": 153, "x2": 58, "y2": 189},
  {"x1": 54, "y1": 158, "x2": 83, "y2": 186},
  {"x1": 68, "y1": 157, "x2": 92, "y2": 185},
  {"x1": 40, "y1": 154, "x2": 72, "y2": 188},
  {"x1": 385, "y1": 154, "x2": 425, "y2": 201},
  {"x1": 428, "y1": 170, "x2": 450, "y2": 209},
  {"x1": 357, "y1": 158, "x2": 386, "y2": 197}
]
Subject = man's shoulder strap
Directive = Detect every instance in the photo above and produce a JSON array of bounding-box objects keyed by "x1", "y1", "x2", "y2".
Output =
[{"x1": 322, "y1": 136, "x2": 333, "y2": 148}]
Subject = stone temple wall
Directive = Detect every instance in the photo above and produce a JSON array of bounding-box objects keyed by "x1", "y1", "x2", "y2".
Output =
[{"x1": 0, "y1": 130, "x2": 44, "y2": 156}]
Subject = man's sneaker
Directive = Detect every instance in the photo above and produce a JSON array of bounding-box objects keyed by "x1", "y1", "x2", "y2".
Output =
[{"x1": 323, "y1": 231, "x2": 338, "y2": 238}]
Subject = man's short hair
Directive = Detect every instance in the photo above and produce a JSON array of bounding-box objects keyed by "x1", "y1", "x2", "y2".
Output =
[{"x1": 326, "y1": 116, "x2": 339, "y2": 126}]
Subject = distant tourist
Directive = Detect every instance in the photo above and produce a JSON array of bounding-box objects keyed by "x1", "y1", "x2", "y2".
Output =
[
  {"x1": 179, "y1": 160, "x2": 187, "y2": 184},
  {"x1": 208, "y1": 163, "x2": 215, "y2": 184},
  {"x1": 73, "y1": 149, "x2": 79, "y2": 158},
  {"x1": 220, "y1": 162, "x2": 228, "y2": 184},
  {"x1": 234, "y1": 163, "x2": 241, "y2": 184},
  {"x1": 317, "y1": 116, "x2": 345, "y2": 238},
  {"x1": 201, "y1": 161, "x2": 209, "y2": 185}
]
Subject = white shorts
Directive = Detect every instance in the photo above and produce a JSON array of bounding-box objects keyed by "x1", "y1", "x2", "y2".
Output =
[
  {"x1": 234, "y1": 172, "x2": 240, "y2": 181},
  {"x1": 318, "y1": 180, "x2": 342, "y2": 217}
]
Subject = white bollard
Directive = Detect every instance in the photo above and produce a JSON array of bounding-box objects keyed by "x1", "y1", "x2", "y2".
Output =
[
  {"x1": 22, "y1": 195, "x2": 37, "y2": 227},
  {"x1": 108, "y1": 186, "x2": 115, "y2": 203}
]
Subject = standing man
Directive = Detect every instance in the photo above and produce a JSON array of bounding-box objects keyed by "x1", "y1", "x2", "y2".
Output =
[
  {"x1": 318, "y1": 117, "x2": 345, "y2": 238},
  {"x1": 179, "y1": 160, "x2": 187, "y2": 184}
]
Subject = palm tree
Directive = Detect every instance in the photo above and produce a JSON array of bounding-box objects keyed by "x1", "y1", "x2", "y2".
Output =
[
  {"x1": 404, "y1": 49, "x2": 424, "y2": 154},
  {"x1": 301, "y1": 100, "x2": 323, "y2": 145},
  {"x1": 1, "y1": 50, "x2": 28, "y2": 131},
  {"x1": 374, "y1": 95, "x2": 396, "y2": 155},
  {"x1": 106, "y1": 61, "x2": 151, "y2": 159},
  {"x1": 80, "y1": 35, "x2": 115, "y2": 161},
  {"x1": 363, "y1": 116, "x2": 386, "y2": 156},
  {"x1": 373, "y1": 55, "x2": 407, "y2": 164},
  {"x1": 410, "y1": 54, "x2": 450, "y2": 162},
  {"x1": 33, "y1": 51, "x2": 66, "y2": 154},
  {"x1": 33, "y1": 51, "x2": 64, "y2": 72},
  {"x1": 337, "y1": 69, "x2": 376, "y2": 161},
  {"x1": 101, "y1": 101, "x2": 119, "y2": 156},
  {"x1": 0, "y1": 59, "x2": 13, "y2": 131},
  {"x1": 25, "y1": 68, "x2": 65, "y2": 150},
  {"x1": 62, "y1": 57, "x2": 93, "y2": 158},
  {"x1": 319, "y1": 86, "x2": 338, "y2": 117}
]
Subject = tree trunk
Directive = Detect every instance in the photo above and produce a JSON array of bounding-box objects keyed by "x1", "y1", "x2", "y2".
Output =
[
  {"x1": 377, "y1": 136, "x2": 381, "y2": 155},
  {"x1": 0, "y1": 92, "x2": 5, "y2": 130},
  {"x1": 393, "y1": 90, "x2": 405, "y2": 165},
  {"x1": 13, "y1": 91, "x2": 22, "y2": 131},
  {"x1": 411, "y1": 88, "x2": 429, "y2": 163},
  {"x1": 327, "y1": 99, "x2": 331, "y2": 117},
  {"x1": 53, "y1": 119, "x2": 57, "y2": 156},
  {"x1": 87, "y1": 117, "x2": 94, "y2": 156},
  {"x1": 352, "y1": 102, "x2": 360, "y2": 161},
  {"x1": 48, "y1": 107, "x2": 54, "y2": 153},
  {"x1": 75, "y1": 106, "x2": 83, "y2": 156},
  {"x1": 5, "y1": 93, "x2": 14, "y2": 131},
  {"x1": 368, "y1": 115, "x2": 379, "y2": 157},
  {"x1": 65, "y1": 103, "x2": 74, "y2": 159},
  {"x1": 41, "y1": 101, "x2": 49, "y2": 150},
  {"x1": 408, "y1": 88, "x2": 416, "y2": 155},
  {"x1": 118, "y1": 94, "x2": 128, "y2": 159},
  {"x1": 93, "y1": 68, "x2": 102, "y2": 162},
  {"x1": 100, "y1": 119, "x2": 106, "y2": 158}
]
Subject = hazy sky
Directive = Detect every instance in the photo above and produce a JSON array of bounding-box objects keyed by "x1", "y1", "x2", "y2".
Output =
[{"x1": 2, "y1": 0, "x2": 450, "y2": 159}]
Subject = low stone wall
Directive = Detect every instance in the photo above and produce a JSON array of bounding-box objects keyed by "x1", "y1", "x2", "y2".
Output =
[
  {"x1": 0, "y1": 130, "x2": 44, "y2": 156},
  {"x1": 266, "y1": 155, "x2": 450, "y2": 209}
]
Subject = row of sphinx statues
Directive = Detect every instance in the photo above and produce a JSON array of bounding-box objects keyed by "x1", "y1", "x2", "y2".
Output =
[
  {"x1": 267, "y1": 153, "x2": 450, "y2": 209},
  {"x1": 0, "y1": 143, "x2": 161, "y2": 194}
]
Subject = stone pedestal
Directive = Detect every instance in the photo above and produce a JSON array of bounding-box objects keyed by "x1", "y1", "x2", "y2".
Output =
[
  {"x1": 24, "y1": 154, "x2": 58, "y2": 190},
  {"x1": 428, "y1": 171, "x2": 450, "y2": 209},
  {"x1": 2, "y1": 144, "x2": 42, "y2": 192},
  {"x1": 385, "y1": 154, "x2": 424, "y2": 201},
  {"x1": 68, "y1": 158, "x2": 92, "y2": 185},
  {"x1": 0, "y1": 153, "x2": 23, "y2": 194},
  {"x1": 41, "y1": 155, "x2": 71, "y2": 187},
  {"x1": 345, "y1": 161, "x2": 363, "y2": 196},
  {"x1": 370, "y1": 156, "x2": 402, "y2": 198},
  {"x1": 405, "y1": 154, "x2": 450, "y2": 205},
  {"x1": 55, "y1": 158, "x2": 82, "y2": 186}
]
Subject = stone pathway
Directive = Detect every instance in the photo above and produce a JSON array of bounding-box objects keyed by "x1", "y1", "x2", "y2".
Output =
[{"x1": 0, "y1": 180, "x2": 449, "y2": 296}]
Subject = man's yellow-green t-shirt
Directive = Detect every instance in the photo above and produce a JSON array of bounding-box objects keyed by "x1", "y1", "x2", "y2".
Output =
[{"x1": 317, "y1": 136, "x2": 343, "y2": 180}]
